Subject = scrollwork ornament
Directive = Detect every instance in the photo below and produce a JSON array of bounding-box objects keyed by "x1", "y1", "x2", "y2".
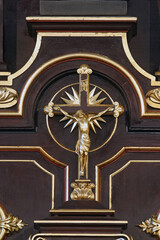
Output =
[
  {"x1": 113, "y1": 101, "x2": 122, "y2": 118},
  {"x1": 43, "y1": 102, "x2": 54, "y2": 117},
  {"x1": 146, "y1": 88, "x2": 160, "y2": 109},
  {"x1": 0, "y1": 87, "x2": 18, "y2": 108},
  {"x1": 77, "y1": 64, "x2": 92, "y2": 75},
  {"x1": 139, "y1": 213, "x2": 160, "y2": 238}
]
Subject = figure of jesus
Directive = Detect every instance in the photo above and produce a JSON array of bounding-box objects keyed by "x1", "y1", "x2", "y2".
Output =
[{"x1": 54, "y1": 106, "x2": 111, "y2": 179}]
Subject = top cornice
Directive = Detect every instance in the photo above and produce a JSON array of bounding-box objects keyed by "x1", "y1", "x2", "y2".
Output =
[
  {"x1": 26, "y1": 16, "x2": 137, "y2": 41},
  {"x1": 26, "y1": 16, "x2": 137, "y2": 22}
]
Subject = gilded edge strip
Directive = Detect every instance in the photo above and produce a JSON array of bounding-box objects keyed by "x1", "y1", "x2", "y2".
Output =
[
  {"x1": 0, "y1": 31, "x2": 158, "y2": 116},
  {"x1": 34, "y1": 220, "x2": 127, "y2": 224},
  {"x1": 26, "y1": 16, "x2": 137, "y2": 21},
  {"x1": 121, "y1": 34, "x2": 156, "y2": 84},
  {"x1": 30, "y1": 233, "x2": 132, "y2": 240},
  {"x1": 0, "y1": 72, "x2": 10, "y2": 77},
  {"x1": 0, "y1": 33, "x2": 42, "y2": 86},
  {"x1": 109, "y1": 160, "x2": 160, "y2": 209},
  {"x1": 49, "y1": 209, "x2": 115, "y2": 213},
  {"x1": 95, "y1": 147, "x2": 160, "y2": 202},
  {"x1": 0, "y1": 146, "x2": 69, "y2": 204}
]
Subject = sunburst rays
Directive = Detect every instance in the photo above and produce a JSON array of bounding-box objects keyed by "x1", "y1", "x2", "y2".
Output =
[
  {"x1": 61, "y1": 86, "x2": 106, "y2": 105},
  {"x1": 89, "y1": 87, "x2": 106, "y2": 105},
  {"x1": 61, "y1": 87, "x2": 79, "y2": 105},
  {"x1": 60, "y1": 86, "x2": 107, "y2": 133}
]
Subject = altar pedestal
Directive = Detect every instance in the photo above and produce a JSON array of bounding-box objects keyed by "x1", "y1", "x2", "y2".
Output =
[{"x1": 32, "y1": 201, "x2": 130, "y2": 240}]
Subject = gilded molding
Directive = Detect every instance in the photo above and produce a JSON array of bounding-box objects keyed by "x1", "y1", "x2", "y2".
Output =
[
  {"x1": 155, "y1": 71, "x2": 160, "y2": 76},
  {"x1": 0, "y1": 87, "x2": 18, "y2": 108},
  {"x1": 95, "y1": 147, "x2": 160, "y2": 204},
  {"x1": 146, "y1": 88, "x2": 160, "y2": 109},
  {"x1": 0, "y1": 159, "x2": 55, "y2": 210},
  {"x1": 34, "y1": 220, "x2": 125, "y2": 224},
  {"x1": 0, "y1": 146, "x2": 69, "y2": 206},
  {"x1": 0, "y1": 146, "x2": 67, "y2": 167},
  {"x1": 0, "y1": 33, "x2": 42, "y2": 86},
  {"x1": 0, "y1": 22, "x2": 158, "y2": 115},
  {"x1": 29, "y1": 233, "x2": 132, "y2": 240},
  {"x1": 121, "y1": 34, "x2": 156, "y2": 84},
  {"x1": 0, "y1": 205, "x2": 26, "y2": 240},
  {"x1": 37, "y1": 238, "x2": 47, "y2": 240},
  {"x1": 50, "y1": 209, "x2": 115, "y2": 214},
  {"x1": 0, "y1": 51, "x2": 157, "y2": 117},
  {"x1": 28, "y1": 237, "x2": 47, "y2": 240},
  {"x1": 109, "y1": 160, "x2": 160, "y2": 209},
  {"x1": 139, "y1": 213, "x2": 160, "y2": 238}
]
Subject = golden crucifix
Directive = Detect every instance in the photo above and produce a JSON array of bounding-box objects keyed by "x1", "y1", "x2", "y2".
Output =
[
  {"x1": 54, "y1": 106, "x2": 112, "y2": 179},
  {"x1": 44, "y1": 64, "x2": 124, "y2": 200}
]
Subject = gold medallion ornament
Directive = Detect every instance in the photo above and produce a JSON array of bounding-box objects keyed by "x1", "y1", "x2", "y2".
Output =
[
  {"x1": 44, "y1": 65, "x2": 124, "y2": 200},
  {"x1": 0, "y1": 204, "x2": 26, "y2": 240}
]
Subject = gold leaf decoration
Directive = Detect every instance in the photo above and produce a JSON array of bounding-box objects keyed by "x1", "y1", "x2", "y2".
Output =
[
  {"x1": 70, "y1": 182, "x2": 95, "y2": 200},
  {"x1": 0, "y1": 205, "x2": 26, "y2": 240},
  {"x1": 1, "y1": 214, "x2": 25, "y2": 233},
  {"x1": 139, "y1": 213, "x2": 160, "y2": 238},
  {"x1": 0, "y1": 87, "x2": 18, "y2": 108}
]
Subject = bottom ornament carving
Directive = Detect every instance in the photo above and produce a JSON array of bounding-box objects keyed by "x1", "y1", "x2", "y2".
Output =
[
  {"x1": 139, "y1": 212, "x2": 160, "y2": 238},
  {"x1": 0, "y1": 204, "x2": 26, "y2": 240},
  {"x1": 70, "y1": 181, "x2": 95, "y2": 200}
]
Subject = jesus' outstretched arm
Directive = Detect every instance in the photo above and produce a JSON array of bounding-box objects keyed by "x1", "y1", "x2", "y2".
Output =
[
  {"x1": 54, "y1": 106, "x2": 76, "y2": 120},
  {"x1": 88, "y1": 106, "x2": 113, "y2": 121}
]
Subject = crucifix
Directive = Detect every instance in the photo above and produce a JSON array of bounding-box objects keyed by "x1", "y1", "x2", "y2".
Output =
[{"x1": 44, "y1": 64, "x2": 124, "y2": 200}]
